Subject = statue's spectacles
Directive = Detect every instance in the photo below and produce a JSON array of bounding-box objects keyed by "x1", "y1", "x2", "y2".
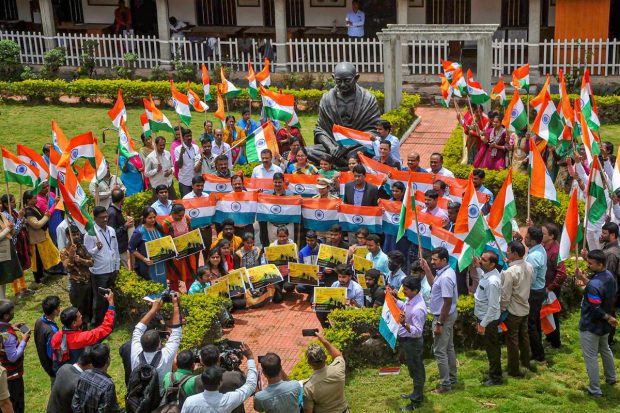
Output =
[{"x1": 334, "y1": 77, "x2": 355, "y2": 84}]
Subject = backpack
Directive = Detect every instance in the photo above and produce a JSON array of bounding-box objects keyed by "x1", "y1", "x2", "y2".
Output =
[
  {"x1": 155, "y1": 372, "x2": 194, "y2": 413},
  {"x1": 125, "y1": 351, "x2": 163, "y2": 413}
]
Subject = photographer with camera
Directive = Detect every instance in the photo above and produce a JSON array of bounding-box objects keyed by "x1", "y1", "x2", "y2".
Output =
[
  {"x1": 130, "y1": 294, "x2": 182, "y2": 387},
  {"x1": 182, "y1": 343, "x2": 258, "y2": 413},
  {"x1": 254, "y1": 352, "x2": 302, "y2": 413}
]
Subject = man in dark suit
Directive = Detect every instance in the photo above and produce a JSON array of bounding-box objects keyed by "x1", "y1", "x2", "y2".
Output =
[{"x1": 344, "y1": 164, "x2": 379, "y2": 206}]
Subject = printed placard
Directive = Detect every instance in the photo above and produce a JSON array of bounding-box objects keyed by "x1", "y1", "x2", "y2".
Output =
[
  {"x1": 205, "y1": 279, "x2": 229, "y2": 299},
  {"x1": 353, "y1": 255, "x2": 374, "y2": 276},
  {"x1": 265, "y1": 243, "x2": 299, "y2": 266},
  {"x1": 145, "y1": 235, "x2": 177, "y2": 263},
  {"x1": 288, "y1": 263, "x2": 320, "y2": 286},
  {"x1": 317, "y1": 244, "x2": 348, "y2": 268},
  {"x1": 228, "y1": 267, "x2": 252, "y2": 290},
  {"x1": 246, "y1": 264, "x2": 284, "y2": 289},
  {"x1": 314, "y1": 287, "x2": 347, "y2": 312},
  {"x1": 224, "y1": 271, "x2": 247, "y2": 297},
  {"x1": 173, "y1": 229, "x2": 205, "y2": 259},
  {"x1": 354, "y1": 246, "x2": 369, "y2": 257}
]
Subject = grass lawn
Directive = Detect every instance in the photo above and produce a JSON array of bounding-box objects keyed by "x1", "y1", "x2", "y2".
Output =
[
  {"x1": 0, "y1": 102, "x2": 317, "y2": 192},
  {"x1": 600, "y1": 123, "x2": 620, "y2": 148}
]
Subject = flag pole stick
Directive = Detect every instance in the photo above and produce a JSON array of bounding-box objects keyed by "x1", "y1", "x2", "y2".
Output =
[
  {"x1": 526, "y1": 88, "x2": 531, "y2": 133},
  {"x1": 412, "y1": 204, "x2": 423, "y2": 258},
  {"x1": 527, "y1": 179, "x2": 531, "y2": 224}
]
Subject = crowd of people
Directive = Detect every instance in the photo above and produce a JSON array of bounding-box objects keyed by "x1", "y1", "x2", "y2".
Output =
[{"x1": 0, "y1": 100, "x2": 618, "y2": 412}]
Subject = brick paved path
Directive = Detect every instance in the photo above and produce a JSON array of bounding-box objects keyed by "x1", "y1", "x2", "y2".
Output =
[{"x1": 400, "y1": 106, "x2": 458, "y2": 168}]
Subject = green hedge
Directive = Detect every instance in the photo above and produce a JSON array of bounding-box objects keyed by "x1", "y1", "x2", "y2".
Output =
[
  {"x1": 441, "y1": 126, "x2": 572, "y2": 224},
  {"x1": 115, "y1": 268, "x2": 232, "y2": 350}
]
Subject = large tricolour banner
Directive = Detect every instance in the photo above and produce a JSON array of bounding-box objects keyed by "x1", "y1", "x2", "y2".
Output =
[
  {"x1": 338, "y1": 204, "x2": 382, "y2": 234},
  {"x1": 214, "y1": 192, "x2": 258, "y2": 225},
  {"x1": 301, "y1": 198, "x2": 340, "y2": 231},
  {"x1": 256, "y1": 194, "x2": 302, "y2": 224}
]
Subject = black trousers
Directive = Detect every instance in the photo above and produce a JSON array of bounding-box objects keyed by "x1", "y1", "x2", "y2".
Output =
[
  {"x1": 33, "y1": 248, "x2": 45, "y2": 283},
  {"x1": 8, "y1": 377, "x2": 24, "y2": 413},
  {"x1": 179, "y1": 182, "x2": 192, "y2": 198},
  {"x1": 91, "y1": 271, "x2": 116, "y2": 327},
  {"x1": 528, "y1": 288, "x2": 546, "y2": 361},
  {"x1": 400, "y1": 336, "x2": 425, "y2": 404},
  {"x1": 70, "y1": 280, "x2": 93, "y2": 327},
  {"x1": 482, "y1": 319, "x2": 502, "y2": 381}
]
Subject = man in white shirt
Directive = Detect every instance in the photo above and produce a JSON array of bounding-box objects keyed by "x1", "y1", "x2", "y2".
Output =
[
  {"x1": 373, "y1": 120, "x2": 400, "y2": 161},
  {"x1": 88, "y1": 169, "x2": 125, "y2": 209},
  {"x1": 251, "y1": 149, "x2": 282, "y2": 179},
  {"x1": 182, "y1": 344, "x2": 258, "y2": 413},
  {"x1": 211, "y1": 129, "x2": 232, "y2": 170},
  {"x1": 145, "y1": 136, "x2": 176, "y2": 200},
  {"x1": 422, "y1": 189, "x2": 449, "y2": 227},
  {"x1": 429, "y1": 153, "x2": 455, "y2": 178},
  {"x1": 84, "y1": 206, "x2": 120, "y2": 326},
  {"x1": 473, "y1": 251, "x2": 503, "y2": 386},
  {"x1": 345, "y1": 1, "x2": 364, "y2": 38},
  {"x1": 174, "y1": 129, "x2": 201, "y2": 198},
  {"x1": 130, "y1": 296, "x2": 182, "y2": 387}
]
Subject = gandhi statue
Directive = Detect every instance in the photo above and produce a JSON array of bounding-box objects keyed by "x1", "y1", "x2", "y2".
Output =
[{"x1": 307, "y1": 62, "x2": 382, "y2": 169}]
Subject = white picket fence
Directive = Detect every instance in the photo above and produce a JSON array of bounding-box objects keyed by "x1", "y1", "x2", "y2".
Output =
[{"x1": 3, "y1": 30, "x2": 620, "y2": 77}]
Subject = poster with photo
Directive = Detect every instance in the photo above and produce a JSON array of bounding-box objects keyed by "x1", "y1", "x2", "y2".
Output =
[
  {"x1": 246, "y1": 264, "x2": 284, "y2": 289},
  {"x1": 314, "y1": 287, "x2": 347, "y2": 312},
  {"x1": 173, "y1": 229, "x2": 205, "y2": 259},
  {"x1": 205, "y1": 279, "x2": 229, "y2": 299},
  {"x1": 288, "y1": 263, "x2": 320, "y2": 286},
  {"x1": 265, "y1": 243, "x2": 298, "y2": 266},
  {"x1": 317, "y1": 244, "x2": 348, "y2": 268},
  {"x1": 145, "y1": 236, "x2": 177, "y2": 263}
]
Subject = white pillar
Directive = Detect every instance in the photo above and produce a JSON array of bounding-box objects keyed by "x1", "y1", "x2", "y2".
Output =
[
  {"x1": 381, "y1": 35, "x2": 402, "y2": 112},
  {"x1": 39, "y1": 0, "x2": 57, "y2": 50},
  {"x1": 477, "y1": 35, "x2": 492, "y2": 112},
  {"x1": 156, "y1": 0, "x2": 171, "y2": 68},
  {"x1": 274, "y1": 0, "x2": 288, "y2": 72},
  {"x1": 396, "y1": 0, "x2": 409, "y2": 73},
  {"x1": 528, "y1": 0, "x2": 541, "y2": 70}
]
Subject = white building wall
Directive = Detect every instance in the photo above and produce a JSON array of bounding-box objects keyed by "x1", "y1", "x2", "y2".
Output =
[
  {"x1": 236, "y1": 5, "x2": 263, "y2": 26},
  {"x1": 80, "y1": 0, "x2": 116, "y2": 25},
  {"x1": 303, "y1": 0, "x2": 352, "y2": 27},
  {"x1": 407, "y1": 4, "x2": 426, "y2": 24},
  {"x1": 470, "y1": 0, "x2": 501, "y2": 23}
]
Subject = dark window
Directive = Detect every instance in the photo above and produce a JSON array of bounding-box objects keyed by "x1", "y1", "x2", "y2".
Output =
[
  {"x1": 196, "y1": 0, "x2": 237, "y2": 26},
  {"x1": 426, "y1": 0, "x2": 471, "y2": 24},
  {"x1": 501, "y1": 0, "x2": 528, "y2": 28},
  {"x1": 0, "y1": 0, "x2": 18, "y2": 21},
  {"x1": 263, "y1": 0, "x2": 305, "y2": 27}
]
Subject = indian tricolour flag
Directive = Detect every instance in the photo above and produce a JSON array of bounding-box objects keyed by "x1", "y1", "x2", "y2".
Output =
[
  {"x1": 187, "y1": 82, "x2": 208, "y2": 112},
  {"x1": 531, "y1": 92, "x2": 563, "y2": 147},
  {"x1": 529, "y1": 74, "x2": 551, "y2": 113},
  {"x1": 529, "y1": 138, "x2": 559, "y2": 204},
  {"x1": 613, "y1": 143, "x2": 620, "y2": 191},
  {"x1": 245, "y1": 62, "x2": 259, "y2": 100},
  {"x1": 580, "y1": 69, "x2": 600, "y2": 132},
  {"x1": 338, "y1": 204, "x2": 382, "y2": 234},
  {"x1": 465, "y1": 69, "x2": 490, "y2": 105},
  {"x1": 256, "y1": 58, "x2": 271, "y2": 87},
  {"x1": 57, "y1": 166, "x2": 95, "y2": 235},
  {"x1": 379, "y1": 291, "x2": 401, "y2": 351},
  {"x1": 140, "y1": 113, "x2": 151, "y2": 138},
  {"x1": 431, "y1": 225, "x2": 464, "y2": 270},
  {"x1": 118, "y1": 118, "x2": 142, "y2": 169},
  {"x1": 407, "y1": 206, "x2": 443, "y2": 251},
  {"x1": 558, "y1": 187, "x2": 582, "y2": 263},
  {"x1": 246, "y1": 122, "x2": 279, "y2": 163},
  {"x1": 260, "y1": 85, "x2": 300, "y2": 127},
  {"x1": 107, "y1": 89, "x2": 127, "y2": 128},
  {"x1": 144, "y1": 96, "x2": 174, "y2": 133},
  {"x1": 586, "y1": 156, "x2": 607, "y2": 225},
  {"x1": 491, "y1": 78, "x2": 507, "y2": 107},
  {"x1": 558, "y1": 69, "x2": 574, "y2": 128},
  {"x1": 502, "y1": 89, "x2": 528, "y2": 132},
  {"x1": 511, "y1": 63, "x2": 530, "y2": 90},
  {"x1": 454, "y1": 173, "x2": 492, "y2": 262},
  {"x1": 51, "y1": 120, "x2": 69, "y2": 153},
  {"x1": 333, "y1": 124, "x2": 375, "y2": 155},
  {"x1": 487, "y1": 169, "x2": 517, "y2": 242},
  {"x1": 214, "y1": 191, "x2": 258, "y2": 225},
  {"x1": 220, "y1": 66, "x2": 241, "y2": 97},
  {"x1": 441, "y1": 59, "x2": 461, "y2": 81},
  {"x1": 17, "y1": 144, "x2": 49, "y2": 181},
  {"x1": 284, "y1": 174, "x2": 319, "y2": 197},
  {"x1": 177, "y1": 196, "x2": 216, "y2": 228},
  {"x1": 302, "y1": 198, "x2": 340, "y2": 232},
  {"x1": 201, "y1": 64, "x2": 211, "y2": 101},
  {"x1": 63, "y1": 131, "x2": 96, "y2": 167},
  {"x1": 579, "y1": 111, "x2": 601, "y2": 166},
  {"x1": 202, "y1": 174, "x2": 233, "y2": 193},
  {"x1": 171, "y1": 80, "x2": 192, "y2": 126},
  {"x1": 49, "y1": 148, "x2": 67, "y2": 188},
  {"x1": 256, "y1": 194, "x2": 302, "y2": 224},
  {"x1": 378, "y1": 199, "x2": 402, "y2": 236},
  {"x1": 439, "y1": 74, "x2": 453, "y2": 108},
  {"x1": 215, "y1": 87, "x2": 226, "y2": 126},
  {"x1": 2, "y1": 146, "x2": 40, "y2": 188},
  {"x1": 450, "y1": 67, "x2": 467, "y2": 97}
]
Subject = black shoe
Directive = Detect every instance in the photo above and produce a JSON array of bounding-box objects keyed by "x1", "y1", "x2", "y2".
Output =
[
  {"x1": 508, "y1": 371, "x2": 525, "y2": 378},
  {"x1": 483, "y1": 379, "x2": 504, "y2": 386},
  {"x1": 588, "y1": 391, "x2": 603, "y2": 398},
  {"x1": 400, "y1": 403, "x2": 421, "y2": 411},
  {"x1": 606, "y1": 380, "x2": 617, "y2": 386}
]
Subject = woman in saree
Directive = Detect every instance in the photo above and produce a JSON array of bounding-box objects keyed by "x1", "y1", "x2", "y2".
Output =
[
  {"x1": 129, "y1": 207, "x2": 167, "y2": 288},
  {"x1": 473, "y1": 114, "x2": 510, "y2": 171},
  {"x1": 159, "y1": 203, "x2": 197, "y2": 291}
]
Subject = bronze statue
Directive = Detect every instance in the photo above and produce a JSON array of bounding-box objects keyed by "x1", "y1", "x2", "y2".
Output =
[{"x1": 308, "y1": 62, "x2": 382, "y2": 169}]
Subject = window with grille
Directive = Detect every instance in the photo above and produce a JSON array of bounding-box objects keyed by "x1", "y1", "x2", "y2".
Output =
[
  {"x1": 263, "y1": 0, "x2": 305, "y2": 27},
  {"x1": 501, "y1": 0, "x2": 528, "y2": 27},
  {"x1": 196, "y1": 0, "x2": 237, "y2": 26},
  {"x1": 59, "y1": 0, "x2": 84, "y2": 24},
  {"x1": 426, "y1": 0, "x2": 471, "y2": 24},
  {"x1": 0, "y1": 0, "x2": 18, "y2": 21}
]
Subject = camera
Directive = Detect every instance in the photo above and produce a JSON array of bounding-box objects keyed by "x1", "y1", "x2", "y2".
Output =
[
  {"x1": 160, "y1": 288, "x2": 175, "y2": 303},
  {"x1": 218, "y1": 340, "x2": 244, "y2": 371}
]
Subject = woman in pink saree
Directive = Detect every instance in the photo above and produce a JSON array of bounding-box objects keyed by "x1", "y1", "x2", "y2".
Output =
[{"x1": 474, "y1": 115, "x2": 510, "y2": 170}]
